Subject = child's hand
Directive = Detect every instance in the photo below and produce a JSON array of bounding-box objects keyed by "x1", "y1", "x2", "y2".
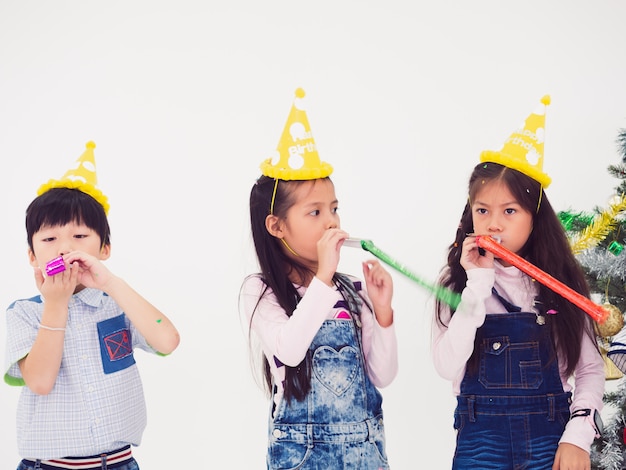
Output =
[
  {"x1": 316, "y1": 228, "x2": 349, "y2": 286},
  {"x1": 34, "y1": 261, "x2": 80, "y2": 304},
  {"x1": 552, "y1": 442, "x2": 590, "y2": 469},
  {"x1": 460, "y1": 235, "x2": 494, "y2": 271},
  {"x1": 63, "y1": 251, "x2": 114, "y2": 290},
  {"x1": 362, "y1": 259, "x2": 393, "y2": 327}
]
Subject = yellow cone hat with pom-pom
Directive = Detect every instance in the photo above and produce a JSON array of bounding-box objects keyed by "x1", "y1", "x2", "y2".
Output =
[
  {"x1": 37, "y1": 141, "x2": 110, "y2": 214},
  {"x1": 260, "y1": 88, "x2": 333, "y2": 181},
  {"x1": 480, "y1": 95, "x2": 552, "y2": 188}
]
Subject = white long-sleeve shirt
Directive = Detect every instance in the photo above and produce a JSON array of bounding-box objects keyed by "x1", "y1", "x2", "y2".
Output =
[
  {"x1": 241, "y1": 274, "x2": 398, "y2": 411},
  {"x1": 431, "y1": 261, "x2": 605, "y2": 452}
]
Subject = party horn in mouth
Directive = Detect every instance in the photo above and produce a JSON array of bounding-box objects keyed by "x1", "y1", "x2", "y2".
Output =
[
  {"x1": 45, "y1": 256, "x2": 66, "y2": 276},
  {"x1": 475, "y1": 235, "x2": 608, "y2": 323},
  {"x1": 344, "y1": 238, "x2": 462, "y2": 309}
]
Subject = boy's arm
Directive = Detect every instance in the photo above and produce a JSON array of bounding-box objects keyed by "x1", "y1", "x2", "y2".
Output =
[
  {"x1": 102, "y1": 276, "x2": 180, "y2": 354},
  {"x1": 65, "y1": 250, "x2": 180, "y2": 355},
  {"x1": 18, "y1": 300, "x2": 67, "y2": 394},
  {"x1": 19, "y1": 264, "x2": 78, "y2": 395}
]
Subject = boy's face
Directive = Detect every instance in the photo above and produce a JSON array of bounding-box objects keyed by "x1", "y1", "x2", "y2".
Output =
[{"x1": 28, "y1": 221, "x2": 110, "y2": 270}]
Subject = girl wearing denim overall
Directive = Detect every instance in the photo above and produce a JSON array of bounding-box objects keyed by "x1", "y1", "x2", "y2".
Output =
[
  {"x1": 433, "y1": 156, "x2": 605, "y2": 468},
  {"x1": 243, "y1": 89, "x2": 397, "y2": 469},
  {"x1": 242, "y1": 173, "x2": 398, "y2": 469}
]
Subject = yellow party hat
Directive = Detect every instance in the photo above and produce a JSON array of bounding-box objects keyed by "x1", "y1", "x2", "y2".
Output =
[
  {"x1": 260, "y1": 88, "x2": 333, "y2": 181},
  {"x1": 480, "y1": 95, "x2": 552, "y2": 188},
  {"x1": 37, "y1": 141, "x2": 110, "y2": 214}
]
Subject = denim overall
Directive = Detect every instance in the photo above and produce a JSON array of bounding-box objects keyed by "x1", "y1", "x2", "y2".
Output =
[
  {"x1": 267, "y1": 277, "x2": 389, "y2": 470},
  {"x1": 452, "y1": 292, "x2": 571, "y2": 470}
]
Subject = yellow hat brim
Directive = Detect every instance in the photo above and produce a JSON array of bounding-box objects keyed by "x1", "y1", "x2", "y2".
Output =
[
  {"x1": 37, "y1": 180, "x2": 110, "y2": 215},
  {"x1": 480, "y1": 150, "x2": 552, "y2": 188},
  {"x1": 260, "y1": 159, "x2": 333, "y2": 181}
]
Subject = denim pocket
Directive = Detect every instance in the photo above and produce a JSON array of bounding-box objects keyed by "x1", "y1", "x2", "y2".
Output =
[
  {"x1": 312, "y1": 345, "x2": 359, "y2": 396},
  {"x1": 97, "y1": 314, "x2": 135, "y2": 374},
  {"x1": 369, "y1": 415, "x2": 389, "y2": 464},
  {"x1": 479, "y1": 336, "x2": 543, "y2": 389},
  {"x1": 267, "y1": 439, "x2": 311, "y2": 470}
]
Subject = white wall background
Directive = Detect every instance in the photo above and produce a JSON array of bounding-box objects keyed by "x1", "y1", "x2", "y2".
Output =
[{"x1": 1, "y1": 1, "x2": 625, "y2": 468}]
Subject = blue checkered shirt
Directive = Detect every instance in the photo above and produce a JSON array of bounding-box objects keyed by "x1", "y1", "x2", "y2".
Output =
[{"x1": 4, "y1": 288, "x2": 155, "y2": 459}]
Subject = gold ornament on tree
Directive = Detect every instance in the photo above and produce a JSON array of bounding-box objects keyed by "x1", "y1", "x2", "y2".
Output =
[
  {"x1": 595, "y1": 302, "x2": 624, "y2": 338},
  {"x1": 595, "y1": 303, "x2": 625, "y2": 380}
]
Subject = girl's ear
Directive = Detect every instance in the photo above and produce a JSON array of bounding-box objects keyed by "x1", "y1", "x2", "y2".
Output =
[{"x1": 265, "y1": 215, "x2": 284, "y2": 239}]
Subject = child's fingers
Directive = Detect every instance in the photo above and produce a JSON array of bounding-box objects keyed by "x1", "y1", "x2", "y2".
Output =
[
  {"x1": 69, "y1": 261, "x2": 81, "y2": 281},
  {"x1": 363, "y1": 260, "x2": 390, "y2": 286},
  {"x1": 33, "y1": 267, "x2": 44, "y2": 289}
]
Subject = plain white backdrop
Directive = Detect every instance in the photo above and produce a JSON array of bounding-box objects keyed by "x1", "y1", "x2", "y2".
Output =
[{"x1": 1, "y1": 1, "x2": 626, "y2": 468}]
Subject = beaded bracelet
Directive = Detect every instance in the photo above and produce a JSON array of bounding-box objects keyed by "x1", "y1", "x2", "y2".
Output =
[{"x1": 38, "y1": 323, "x2": 66, "y2": 332}]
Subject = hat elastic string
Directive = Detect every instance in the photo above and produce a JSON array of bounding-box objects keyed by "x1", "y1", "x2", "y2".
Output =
[
  {"x1": 270, "y1": 178, "x2": 279, "y2": 215},
  {"x1": 281, "y1": 238, "x2": 299, "y2": 257}
]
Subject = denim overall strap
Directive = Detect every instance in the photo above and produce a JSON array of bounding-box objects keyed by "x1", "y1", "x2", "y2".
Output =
[
  {"x1": 267, "y1": 277, "x2": 388, "y2": 469},
  {"x1": 452, "y1": 293, "x2": 572, "y2": 469}
]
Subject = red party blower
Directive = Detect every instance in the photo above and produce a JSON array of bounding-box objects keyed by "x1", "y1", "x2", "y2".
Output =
[{"x1": 475, "y1": 235, "x2": 608, "y2": 324}]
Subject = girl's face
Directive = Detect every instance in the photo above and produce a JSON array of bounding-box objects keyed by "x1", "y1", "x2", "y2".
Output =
[
  {"x1": 471, "y1": 179, "x2": 533, "y2": 264},
  {"x1": 276, "y1": 178, "x2": 340, "y2": 267}
]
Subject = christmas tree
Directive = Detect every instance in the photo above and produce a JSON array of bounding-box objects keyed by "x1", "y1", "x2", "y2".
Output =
[{"x1": 558, "y1": 128, "x2": 626, "y2": 469}]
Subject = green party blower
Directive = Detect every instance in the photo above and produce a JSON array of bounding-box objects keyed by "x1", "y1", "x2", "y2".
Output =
[{"x1": 344, "y1": 238, "x2": 462, "y2": 309}]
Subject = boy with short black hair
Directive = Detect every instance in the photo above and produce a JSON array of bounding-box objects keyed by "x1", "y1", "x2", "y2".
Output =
[{"x1": 4, "y1": 142, "x2": 180, "y2": 470}]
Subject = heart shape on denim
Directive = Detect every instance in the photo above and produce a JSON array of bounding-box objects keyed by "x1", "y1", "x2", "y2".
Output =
[{"x1": 312, "y1": 345, "x2": 359, "y2": 396}]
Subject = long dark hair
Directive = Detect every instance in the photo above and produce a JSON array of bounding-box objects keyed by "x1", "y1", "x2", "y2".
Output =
[
  {"x1": 436, "y1": 162, "x2": 597, "y2": 375},
  {"x1": 246, "y1": 175, "x2": 364, "y2": 403}
]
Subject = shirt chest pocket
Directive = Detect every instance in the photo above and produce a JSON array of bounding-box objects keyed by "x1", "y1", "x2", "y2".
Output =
[
  {"x1": 97, "y1": 314, "x2": 136, "y2": 374},
  {"x1": 479, "y1": 336, "x2": 543, "y2": 390}
]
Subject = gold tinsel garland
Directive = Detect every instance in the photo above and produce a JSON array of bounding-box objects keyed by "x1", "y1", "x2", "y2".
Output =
[
  {"x1": 570, "y1": 194, "x2": 626, "y2": 254},
  {"x1": 567, "y1": 194, "x2": 626, "y2": 381}
]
